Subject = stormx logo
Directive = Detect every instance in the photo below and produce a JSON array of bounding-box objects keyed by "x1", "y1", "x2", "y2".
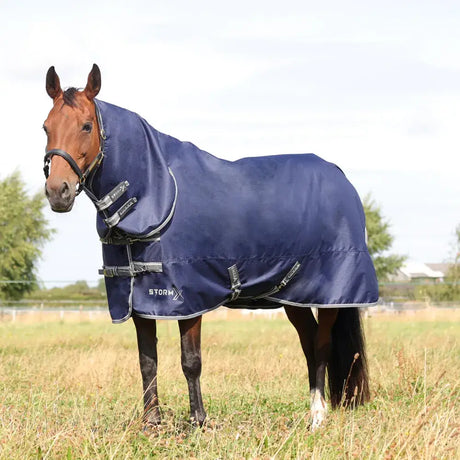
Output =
[{"x1": 148, "y1": 286, "x2": 184, "y2": 301}]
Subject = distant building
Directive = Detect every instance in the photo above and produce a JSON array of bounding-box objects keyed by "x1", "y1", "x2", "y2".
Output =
[
  {"x1": 425, "y1": 263, "x2": 453, "y2": 277},
  {"x1": 390, "y1": 261, "x2": 446, "y2": 283}
]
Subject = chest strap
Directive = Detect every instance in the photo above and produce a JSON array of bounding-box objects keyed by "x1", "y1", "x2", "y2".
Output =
[{"x1": 99, "y1": 261, "x2": 163, "y2": 277}]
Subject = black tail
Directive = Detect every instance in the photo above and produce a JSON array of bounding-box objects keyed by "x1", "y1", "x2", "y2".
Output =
[{"x1": 328, "y1": 307, "x2": 370, "y2": 408}]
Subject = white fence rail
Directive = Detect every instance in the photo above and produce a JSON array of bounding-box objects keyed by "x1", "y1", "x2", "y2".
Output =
[
  {"x1": 0, "y1": 305, "x2": 109, "y2": 323},
  {"x1": 1, "y1": 301, "x2": 458, "y2": 324}
]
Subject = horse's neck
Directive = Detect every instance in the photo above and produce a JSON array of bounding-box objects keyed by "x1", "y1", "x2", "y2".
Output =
[{"x1": 91, "y1": 100, "x2": 178, "y2": 238}]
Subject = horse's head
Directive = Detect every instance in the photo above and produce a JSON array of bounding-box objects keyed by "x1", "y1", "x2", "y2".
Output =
[{"x1": 43, "y1": 64, "x2": 102, "y2": 212}]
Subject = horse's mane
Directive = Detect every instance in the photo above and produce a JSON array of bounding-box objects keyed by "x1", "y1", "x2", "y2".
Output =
[{"x1": 63, "y1": 87, "x2": 81, "y2": 107}]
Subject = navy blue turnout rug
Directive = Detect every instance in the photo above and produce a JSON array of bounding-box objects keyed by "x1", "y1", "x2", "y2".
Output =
[{"x1": 85, "y1": 100, "x2": 378, "y2": 323}]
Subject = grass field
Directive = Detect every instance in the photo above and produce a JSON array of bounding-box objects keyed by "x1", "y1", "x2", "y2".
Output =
[{"x1": 0, "y1": 309, "x2": 458, "y2": 459}]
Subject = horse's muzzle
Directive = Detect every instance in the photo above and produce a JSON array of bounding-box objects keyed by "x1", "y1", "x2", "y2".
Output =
[{"x1": 45, "y1": 180, "x2": 76, "y2": 212}]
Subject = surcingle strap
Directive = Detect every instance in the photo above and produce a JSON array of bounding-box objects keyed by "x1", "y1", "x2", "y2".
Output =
[
  {"x1": 95, "y1": 181, "x2": 130, "y2": 211},
  {"x1": 99, "y1": 261, "x2": 163, "y2": 277},
  {"x1": 100, "y1": 234, "x2": 160, "y2": 245},
  {"x1": 279, "y1": 261, "x2": 302, "y2": 288},
  {"x1": 104, "y1": 197, "x2": 137, "y2": 228},
  {"x1": 227, "y1": 264, "x2": 242, "y2": 300},
  {"x1": 254, "y1": 261, "x2": 301, "y2": 299}
]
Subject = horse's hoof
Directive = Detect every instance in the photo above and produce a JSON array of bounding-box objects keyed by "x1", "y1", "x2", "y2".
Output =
[
  {"x1": 141, "y1": 421, "x2": 161, "y2": 436},
  {"x1": 187, "y1": 408, "x2": 207, "y2": 428},
  {"x1": 310, "y1": 390, "x2": 327, "y2": 431},
  {"x1": 189, "y1": 417, "x2": 206, "y2": 429},
  {"x1": 142, "y1": 410, "x2": 161, "y2": 435},
  {"x1": 310, "y1": 410, "x2": 326, "y2": 431}
]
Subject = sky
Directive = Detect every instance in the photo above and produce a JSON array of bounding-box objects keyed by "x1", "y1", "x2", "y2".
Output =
[{"x1": 1, "y1": 0, "x2": 459, "y2": 286}]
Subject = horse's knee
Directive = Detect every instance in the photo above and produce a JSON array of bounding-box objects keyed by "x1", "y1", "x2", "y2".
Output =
[{"x1": 181, "y1": 351, "x2": 202, "y2": 379}]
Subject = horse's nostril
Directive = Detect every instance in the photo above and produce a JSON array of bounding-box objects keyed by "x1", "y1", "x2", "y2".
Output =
[{"x1": 60, "y1": 181, "x2": 71, "y2": 199}]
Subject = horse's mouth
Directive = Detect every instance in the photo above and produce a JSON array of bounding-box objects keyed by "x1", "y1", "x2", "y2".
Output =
[{"x1": 49, "y1": 200, "x2": 75, "y2": 213}]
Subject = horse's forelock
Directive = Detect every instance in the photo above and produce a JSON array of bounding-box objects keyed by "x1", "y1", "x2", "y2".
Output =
[{"x1": 62, "y1": 87, "x2": 81, "y2": 107}]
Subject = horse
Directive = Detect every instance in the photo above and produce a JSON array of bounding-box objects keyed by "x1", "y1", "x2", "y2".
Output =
[{"x1": 43, "y1": 64, "x2": 378, "y2": 430}]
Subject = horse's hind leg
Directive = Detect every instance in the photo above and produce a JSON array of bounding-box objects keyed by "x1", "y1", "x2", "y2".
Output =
[
  {"x1": 133, "y1": 315, "x2": 161, "y2": 427},
  {"x1": 310, "y1": 308, "x2": 338, "y2": 430},
  {"x1": 284, "y1": 306, "x2": 318, "y2": 396},
  {"x1": 285, "y1": 306, "x2": 339, "y2": 430},
  {"x1": 178, "y1": 315, "x2": 207, "y2": 426}
]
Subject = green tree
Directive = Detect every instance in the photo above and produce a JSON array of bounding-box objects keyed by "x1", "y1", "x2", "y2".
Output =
[
  {"x1": 97, "y1": 277, "x2": 106, "y2": 295},
  {"x1": 0, "y1": 172, "x2": 54, "y2": 300},
  {"x1": 363, "y1": 194, "x2": 405, "y2": 281},
  {"x1": 30, "y1": 280, "x2": 107, "y2": 302}
]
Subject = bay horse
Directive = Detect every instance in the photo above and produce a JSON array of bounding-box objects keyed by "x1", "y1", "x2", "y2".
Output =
[{"x1": 43, "y1": 64, "x2": 376, "y2": 430}]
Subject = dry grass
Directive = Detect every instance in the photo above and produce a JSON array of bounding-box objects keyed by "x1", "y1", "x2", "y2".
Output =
[{"x1": 0, "y1": 309, "x2": 458, "y2": 459}]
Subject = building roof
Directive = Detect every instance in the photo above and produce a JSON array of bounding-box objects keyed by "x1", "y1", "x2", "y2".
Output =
[
  {"x1": 398, "y1": 261, "x2": 445, "y2": 280},
  {"x1": 425, "y1": 263, "x2": 452, "y2": 276}
]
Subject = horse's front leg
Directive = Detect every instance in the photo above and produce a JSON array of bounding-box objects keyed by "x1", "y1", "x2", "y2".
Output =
[
  {"x1": 133, "y1": 315, "x2": 161, "y2": 427},
  {"x1": 311, "y1": 308, "x2": 338, "y2": 430},
  {"x1": 178, "y1": 315, "x2": 207, "y2": 426}
]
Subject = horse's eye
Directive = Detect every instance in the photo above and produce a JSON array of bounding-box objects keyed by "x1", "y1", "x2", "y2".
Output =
[
  {"x1": 43, "y1": 124, "x2": 48, "y2": 134},
  {"x1": 82, "y1": 122, "x2": 93, "y2": 133}
]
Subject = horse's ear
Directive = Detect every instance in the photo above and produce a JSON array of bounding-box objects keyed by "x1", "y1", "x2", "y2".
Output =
[
  {"x1": 84, "y1": 64, "x2": 101, "y2": 100},
  {"x1": 46, "y1": 66, "x2": 62, "y2": 100}
]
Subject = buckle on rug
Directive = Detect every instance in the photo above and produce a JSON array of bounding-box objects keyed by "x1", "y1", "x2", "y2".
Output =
[
  {"x1": 95, "y1": 181, "x2": 130, "y2": 211},
  {"x1": 227, "y1": 264, "x2": 242, "y2": 300},
  {"x1": 99, "y1": 261, "x2": 163, "y2": 277},
  {"x1": 104, "y1": 197, "x2": 137, "y2": 228}
]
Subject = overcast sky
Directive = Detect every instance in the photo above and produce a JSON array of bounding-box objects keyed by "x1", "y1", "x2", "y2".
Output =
[{"x1": 1, "y1": 0, "x2": 459, "y2": 286}]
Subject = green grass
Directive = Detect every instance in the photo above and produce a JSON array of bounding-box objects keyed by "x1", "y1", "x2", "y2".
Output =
[{"x1": 0, "y1": 310, "x2": 458, "y2": 459}]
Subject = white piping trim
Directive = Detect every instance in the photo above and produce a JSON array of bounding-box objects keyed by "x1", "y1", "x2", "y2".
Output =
[
  {"x1": 264, "y1": 296, "x2": 378, "y2": 309},
  {"x1": 136, "y1": 167, "x2": 178, "y2": 239},
  {"x1": 108, "y1": 244, "x2": 134, "y2": 324},
  {"x1": 112, "y1": 299, "x2": 229, "y2": 323},
  {"x1": 112, "y1": 244, "x2": 134, "y2": 324},
  {"x1": 110, "y1": 297, "x2": 378, "y2": 323}
]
